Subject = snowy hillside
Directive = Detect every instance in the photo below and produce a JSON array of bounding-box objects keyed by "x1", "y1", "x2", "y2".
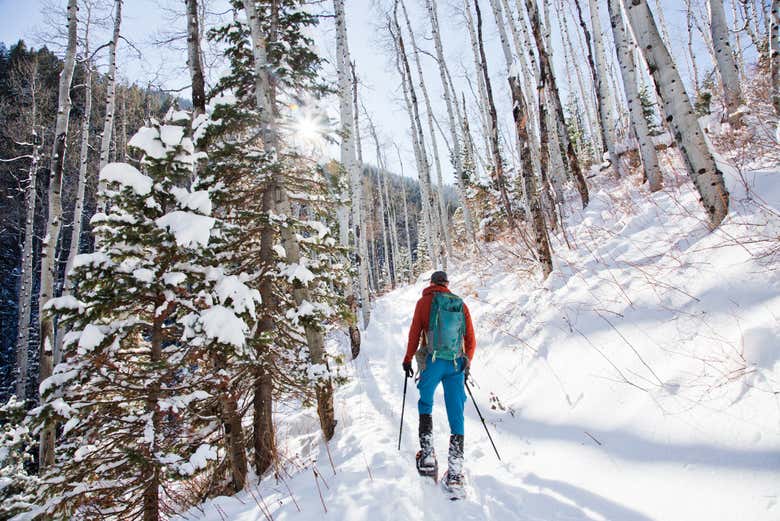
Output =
[{"x1": 177, "y1": 168, "x2": 780, "y2": 521}]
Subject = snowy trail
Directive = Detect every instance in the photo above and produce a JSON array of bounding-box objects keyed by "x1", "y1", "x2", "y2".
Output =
[
  {"x1": 179, "y1": 170, "x2": 780, "y2": 521},
  {"x1": 180, "y1": 276, "x2": 777, "y2": 521}
]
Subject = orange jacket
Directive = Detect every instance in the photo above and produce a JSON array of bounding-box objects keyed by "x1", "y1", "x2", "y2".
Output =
[{"x1": 404, "y1": 284, "x2": 476, "y2": 364}]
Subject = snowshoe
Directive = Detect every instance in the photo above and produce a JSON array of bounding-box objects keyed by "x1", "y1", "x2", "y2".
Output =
[
  {"x1": 441, "y1": 470, "x2": 466, "y2": 500},
  {"x1": 416, "y1": 450, "x2": 438, "y2": 481}
]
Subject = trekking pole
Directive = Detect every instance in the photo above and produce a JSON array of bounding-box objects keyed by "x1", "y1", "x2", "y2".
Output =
[
  {"x1": 398, "y1": 374, "x2": 409, "y2": 450},
  {"x1": 465, "y1": 381, "x2": 501, "y2": 461}
]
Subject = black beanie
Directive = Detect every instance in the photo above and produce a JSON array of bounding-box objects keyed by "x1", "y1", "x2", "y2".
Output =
[{"x1": 431, "y1": 271, "x2": 448, "y2": 285}]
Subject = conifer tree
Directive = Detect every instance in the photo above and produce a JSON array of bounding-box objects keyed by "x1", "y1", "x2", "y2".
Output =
[{"x1": 27, "y1": 112, "x2": 256, "y2": 519}]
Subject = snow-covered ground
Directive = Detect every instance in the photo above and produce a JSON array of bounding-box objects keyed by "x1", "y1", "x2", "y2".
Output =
[{"x1": 177, "y1": 166, "x2": 779, "y2": 521}]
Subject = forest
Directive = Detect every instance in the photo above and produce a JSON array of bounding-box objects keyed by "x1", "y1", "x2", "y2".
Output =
[{"x1": 0, "y1": 0, "x2": 777, "y2": 519}]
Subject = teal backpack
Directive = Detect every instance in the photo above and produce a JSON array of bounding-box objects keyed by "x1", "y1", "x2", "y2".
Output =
[{"x1": 426, "y1": 292, "x2": 466, "y2": 362}]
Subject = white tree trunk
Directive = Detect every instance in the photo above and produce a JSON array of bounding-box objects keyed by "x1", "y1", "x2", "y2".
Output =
[
  {"x1": 608, "y1": 0, "x2": 662, "y2": 191},
  {"x1": 524, "y1": 0, "x2": 590, "y2": 207},
  {"x1": 772, "y1": 0, "x2": 780, "y2": 116},
  {"x1": 38, "y1": 0, "x2": 78, "y2": 469},
  {"x1": 395, "y1": 143, "x2": 414, "y2": 282},
  {"x1": 334, "y1": 0, "x2": 371, "y2": 327},
  {"x1": 464, "y1": 0, "x2": 494, "y2": 158},
  {"x1": 15, "y1": 72, "x2": 42, "y2": 400},
  {"x1": 57, "y1": 62, "x2": 92, "y2": 366},
  {"x1": 730, "y1": 0, "x2": 747, "y2": 84},
  {"x1": 61, "y1": 3, "x2": 96, "y2": 334},
  {"x1": 708, "y1": 0, "x2": 744, "y2": 121},
  {"x1": 400, "y1": 0, "x2": 449, "y2": 268},
  {"x1": 558, "y1": 0, "x2": 600, "y2": 154},
  {"x1": 624, "y1": 0, "x2": 729, "y2": 227},
  {"x1": 587, "y1": 0, "x2": 625, "y2": 177},
  {"x1": 186, "y1": 0, "x2": 206, "y2": 116},
  {"x1": 243, "y1": 0, "x2": 336, "y2": 439},
  {"x1": 96, "y1": 0, "x2": 122, "y2": 214},
  {"x1": 365, "y1": 111, "x2": 396, "y2": 287},
  {"x1": 424, "y1": 0, "x2": 476, "y2": 249},
  {"x1": 502, "y1": 0, "x2": 544, "y2": 162},
  {"x1": 384, "y1": 169, "x2": 401, "y2": 287},
  {"x1": 392, "y1": 6, "x2": 439, "y2": 268}
]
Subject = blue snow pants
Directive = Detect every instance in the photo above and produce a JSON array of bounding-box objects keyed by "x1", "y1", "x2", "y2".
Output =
[{"x1": 417, "y1": 355, "x2": 467, "y2": 435}]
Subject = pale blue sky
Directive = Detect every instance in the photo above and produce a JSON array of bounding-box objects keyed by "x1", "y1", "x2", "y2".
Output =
[{"x1": 0, "y1": 0, "x2": 757, "y2": 183}]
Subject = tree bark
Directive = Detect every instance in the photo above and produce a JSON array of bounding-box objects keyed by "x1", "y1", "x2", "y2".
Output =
[
  {"x1": 186, "y1": 0, "x2": 206, "y2": 117},
  {"x1": 254, "y1": 183, "x2": 277, "y2": 475},
  {"x1": 708, "y1": 0, "x2": 744, "y2": 123},
  {"x1": 56, "y1": 60, "x2": 92, "y2": 367},
  {"x1": 37, "y1": 0, "x2": 78, "y2": 470},
  {"x1": 623, "y1": 0, "x2": 729, "y2": 227},
  {"x1": 608, "y1": 0, "x2": 662, "y2": 191},
  {"x1": 143, "y1": 302, "x2": 163, "y2": 521},
  {"x1": 510, "y1": 72, "x2": 553, "y2": 277}
]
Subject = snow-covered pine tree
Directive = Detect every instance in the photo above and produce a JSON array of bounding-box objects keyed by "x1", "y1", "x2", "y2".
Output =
[
  {"x1": 208, "y1": 0, "x2": 345, "y2": 464},
  {"x1": 0, "y1": 396, "x2": 37, "y2": 517},
  {"x1": 27, "y1": 112, "x2": 256, "y2": 519}
]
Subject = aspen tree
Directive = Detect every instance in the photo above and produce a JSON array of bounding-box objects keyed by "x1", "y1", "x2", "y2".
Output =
[
  {"x1": 334, "y1": 0, "x2": 371, "y2": 328},
  {"x1": 14, "y1": 57, "x2": 44, "y2": 401},
  {"x1": 585, "y1": 0, "x2": 625, "y2": 177},
  {"x1": 37, "y1": 0, "x2": 78, "y2": 470},
  {"x1": 623, "y1": 0, "x2": 730, "y2": 227},
  {"x1": 390, "y1": 3, "x2": 440, "y2": 268},
  {"x1": 96, "y1": 0, "x2": 122, "y2": 215},
  {"x1": 472, "y1": 0, "x2": 517, "y2": 225},
  {"x1": 708, "y1": 0, "x2": 744, "y2": 123},
  {"x1": 525, "y1": 0, "x2": 590, "y2": 207},
  {"x1": 424, "y1": 0, "x2": 477, "y2": 248},
  {"x1": 607, "y1": 0, "x2": 662, "y2": 191},
  {"x1": 58, "y1": 4, "x2": 98, "y2": 368},
  {"x1": 401, "y1": 0, "x2": 450, "y2": 266}
]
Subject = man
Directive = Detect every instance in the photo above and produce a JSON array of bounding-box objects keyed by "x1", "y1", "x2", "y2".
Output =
[{"x1": 402, "y1": 270, "x2": 476, "y2": 497}]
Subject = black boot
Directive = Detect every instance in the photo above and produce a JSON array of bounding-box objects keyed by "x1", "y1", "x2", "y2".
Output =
[
  {"x1": 416, "y1": 414, "x2": 437, "y2": 477},
  {"x1": 444, "y1": 434, "x2": 465, "y2": 498}
]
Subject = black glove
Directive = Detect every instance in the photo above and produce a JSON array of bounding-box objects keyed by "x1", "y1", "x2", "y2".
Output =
[
  {"x1": 463, "y1": 358, "x2": 471, "y2": 379},
  {"x1": 402, "y1": 361, "x2": 414, "y2": 378}
]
